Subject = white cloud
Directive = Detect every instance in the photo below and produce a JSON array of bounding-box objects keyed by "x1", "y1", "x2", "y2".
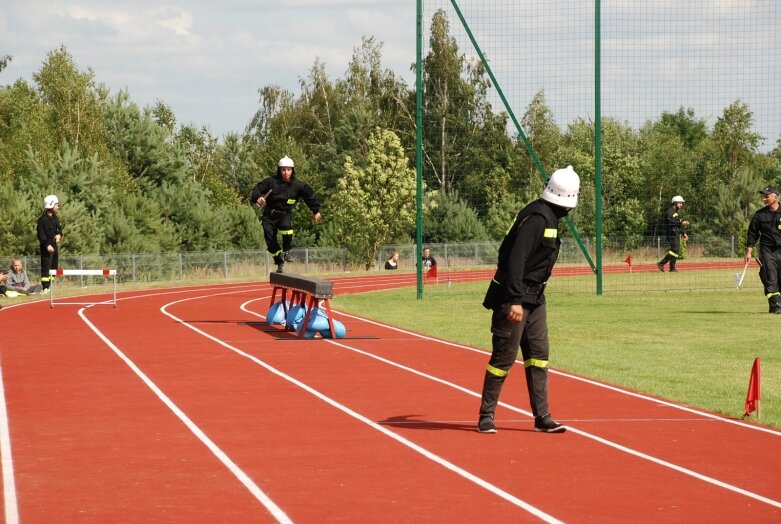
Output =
[{"x1": 1, "y1": 0, "x2": 778, "y2": 149}]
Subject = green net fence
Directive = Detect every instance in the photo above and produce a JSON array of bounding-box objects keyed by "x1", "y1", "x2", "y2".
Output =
[{"x1": 418, "y1": 0, "x2": 781, "y2": 293}]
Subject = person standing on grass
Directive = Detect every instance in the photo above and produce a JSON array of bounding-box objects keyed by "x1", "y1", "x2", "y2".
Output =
[
  {"x1": 745, "y1": 186, "x2": 781, "y2": 314},
  {"x1": 656, "y1": 195, "x2": 689, "y2": 272},
  {"x1": 477, "y1": 165, "x2": 580, "y2": 434},
  {"x1": 421, "y1": 248, "x2": 436, "y2": 272},
  {"x1": 250, "y1": 156, "x2": 321, "y2": 274},
  {"x1": 37, "y1": 194, "x2": 62, "y2": 293}
]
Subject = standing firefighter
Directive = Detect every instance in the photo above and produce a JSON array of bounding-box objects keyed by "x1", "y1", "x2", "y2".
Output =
[
  {"x1": 250, "y1": 156, "x2": 321, "y2": 273},
  {"x1": 745, "y1": 186, "x2": 781, "y2": 314},
  {"x1": 37, "y1": 194, "x2": 63, "y2": 292},
  {"x1": 477, "y1": 165, "x2": 580, "y2": 434},
  {"x1": 656, "y1": 195, "x2": 689, "y2": 272}
]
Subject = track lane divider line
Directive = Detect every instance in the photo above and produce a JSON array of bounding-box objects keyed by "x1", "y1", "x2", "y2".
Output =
[
  {"x1": 159, "y1": 294, "x2": 564, "y2": 523},
  {"x1": 318, "y1": 336, "x2": 781, "y2": 508},
  {"x1": 76, "y1": 306, "x2": 293, "y2": 524},
  {"x1": 332, "y1": 310, "x2": 781, "y2": 436},
  {"x1": 240, "y1": 299, "x2": 781, "y2": 509},
  {"x1": 0, "y1": 357, "x2": 19, "y2": 524}
]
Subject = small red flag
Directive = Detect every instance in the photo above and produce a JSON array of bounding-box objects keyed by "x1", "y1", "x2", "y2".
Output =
[
  {"x1": 623, "y1": 254, "x2": 632, "y2": 266},
  {"x1": 744, "y1": 357, "x2": 761, "y2": 417},
  {"x1": 425, "y1": 264, "x2": 438, "y2": 279}
]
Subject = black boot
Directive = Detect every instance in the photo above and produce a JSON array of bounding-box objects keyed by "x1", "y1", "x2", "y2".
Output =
[
  {"x1": 770, "y1": 296, "x2": 781, "y2": 314},
  {"x1": 669, "y1": 259, "x2": 678, "y2": 272},
  {"x1": 477, "y1": 371, "x2": 506, "y2": 433}
]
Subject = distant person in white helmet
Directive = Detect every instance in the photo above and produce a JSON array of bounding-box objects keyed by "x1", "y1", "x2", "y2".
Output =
[
  {"x1": 656, "y1": 195, "x2": 689, "y2": 272},
  {"x1": 250, "y1": 156, "x2": 321, "y2": 273},
  {"x1": 477, "y1": 165, "x2": 580, "y2": 434},
  {"x1": 745, "y1": 186, "x2": 781, "y2": 314},
  {"x1": 37, "y1": 194, "x2": 63, "y2": 292}
]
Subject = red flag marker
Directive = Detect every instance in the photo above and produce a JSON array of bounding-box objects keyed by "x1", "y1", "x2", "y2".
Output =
[
  {"x1": 623, "y1": 254, "x2": 632, "y2": 272},
  {"x1": 744, "y1": 357, "x2": 761, "y2": 418}
]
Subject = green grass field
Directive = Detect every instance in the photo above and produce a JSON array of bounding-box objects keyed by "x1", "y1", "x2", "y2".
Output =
[{"x1": 332, "y1": 277, "x2": 780, "y2": 429}]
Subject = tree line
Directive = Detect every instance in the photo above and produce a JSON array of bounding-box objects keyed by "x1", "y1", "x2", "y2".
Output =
[{"x1": 1, "y1": 10, "x2": 780, "y2": 268}]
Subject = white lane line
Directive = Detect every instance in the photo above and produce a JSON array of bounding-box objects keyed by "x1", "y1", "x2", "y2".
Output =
[
  {"x1": 34, "y1": 279, "x2": 777, "y2": 516},
  {"x1": 333, "y1": 310, "x2": 781, "y2": 436},
  {"x1": 0, "y1": 284, "x2": 262, "y2": 524},
  {"x1": 158, "y1": 294, "x2": 563, "y2": 523},
  {"x1": 0, "y1": 357, "x2": 19, "y2": 524},
  {"x1": 238, "y1": 299, "x2": 781, "y2": 509},
  {"x1": 76, "y1": 307, "x2": 293, "y2": 524}
]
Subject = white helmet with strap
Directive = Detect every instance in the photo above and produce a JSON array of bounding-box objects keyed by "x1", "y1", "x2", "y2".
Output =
[
  {"x1": 671, "y1": 195, "x2": 684, "y2": 204},
  {"x1": 43, "y1": 194, "x2": 59, "y2": 209},
  {"x1": 278, "y1": 156, "x2": 295, "y2": 168},
  {"x1": 542, "y1": 165, "x2": 580, "y2": 209}
]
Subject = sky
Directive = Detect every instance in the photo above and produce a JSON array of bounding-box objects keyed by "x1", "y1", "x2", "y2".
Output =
[
  {"x1": 2, "y1": 1, "x2": 779, "y2": 150},
  {"x1": 1, "y1": 1, "x2": 416, "y2": 138}
]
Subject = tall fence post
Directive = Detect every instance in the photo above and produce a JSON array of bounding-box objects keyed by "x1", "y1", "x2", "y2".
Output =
[
  {"x1": 223, "y1": 250, "x2": 228, "y2": 279},
  {"x1": 179, "y1": 253, "x2": 183, "y2": 280},
  {"x1": 79, "y1": 254, "x2": 84, "y2": 287},
  {"x1": 132, "y1": 253, "x2": 137, "y2": 283}
]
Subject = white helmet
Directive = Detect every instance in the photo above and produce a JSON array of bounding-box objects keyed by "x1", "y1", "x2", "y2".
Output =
[
  {"x1": 671, "y1": 195, "x2": 685, "y2": 204},
  {"x1": 278, "y1": 156, "x2": 295, "y2": 168},
  {"x1": 542, "y1": 165, "x2": 580, "y2": 209},
  {"x1": 43, "y1": 194, "x2": 59, "y2": 209}
]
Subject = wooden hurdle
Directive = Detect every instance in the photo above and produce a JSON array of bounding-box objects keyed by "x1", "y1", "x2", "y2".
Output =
[
  {"x1": 268, "y1": 272, "x2": 335, "y2": 338},
  {"x1": 49, "y1": 269, "x2": 117, "y2": 308}
]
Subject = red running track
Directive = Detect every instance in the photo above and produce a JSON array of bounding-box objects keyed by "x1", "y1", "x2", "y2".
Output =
[{"x1": 0, "y1": 273, "x2": 778, "y2": 523}]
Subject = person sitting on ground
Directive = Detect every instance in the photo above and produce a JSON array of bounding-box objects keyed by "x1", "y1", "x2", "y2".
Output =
[
  {"x1": 384, "y1": 251, "x2": 400, "y2": 270},
  {"x1": 0, "y1": 270, "x2": 7, "y2": 299},
  {"x1": 6, "y1": 258, "x2": 43, "y2": 295}
]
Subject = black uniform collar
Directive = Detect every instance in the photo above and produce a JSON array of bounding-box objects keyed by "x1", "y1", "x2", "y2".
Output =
[{"x1": 541, "y1": 199, "x2": 570, "y2": 219}]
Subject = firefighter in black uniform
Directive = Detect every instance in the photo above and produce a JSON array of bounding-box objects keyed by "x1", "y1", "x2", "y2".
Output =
[
  {"x1": 37, "y1": 194, "x2": 63, "y2": 292},
  {"x1": 745, "y1": 186, "x2": 781, "y2": 314},
  {"x1": 477, "y1": 166, "x2": 580, "y2": 434},
  {"x1": 250, "y1": 156, "x2": 321, "y2": 273},
  {"x1": 656, "y1": 195, "x2": 689, "y2": 272}
]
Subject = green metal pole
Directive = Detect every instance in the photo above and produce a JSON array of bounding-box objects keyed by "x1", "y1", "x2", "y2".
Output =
[
  {"x1": 416, "y1": 0, "x2": 424, "y2": 299},
  {"x1": 595, "y1": 0, "x2": 603, "y2": 294}
]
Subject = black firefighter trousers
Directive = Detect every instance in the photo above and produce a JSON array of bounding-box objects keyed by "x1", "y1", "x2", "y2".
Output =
[
  {"x1": 479, "y1": 302, "x2": 551, "y2": 421},
  {"x1": 262, "y1": 211, "x2": 293, "y2": 265}
]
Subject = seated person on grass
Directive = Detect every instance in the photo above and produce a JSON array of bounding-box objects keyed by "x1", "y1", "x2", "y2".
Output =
[{"x1": 6, "y1": 258, "x2": 43, "y2": 295}]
